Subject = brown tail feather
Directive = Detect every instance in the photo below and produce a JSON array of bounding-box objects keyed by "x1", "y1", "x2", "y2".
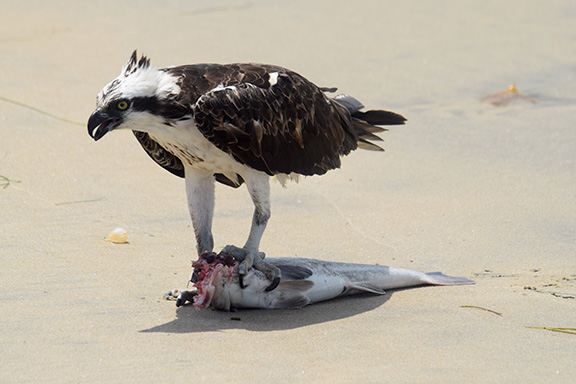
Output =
[
  {"x1": 351, "y1": 108, "x2": 405, "y2": 152},
  {"x1": 352, "y1": 118, "x2": 388, "y2": 135},
  {"x1": 353, "y1": 119, "x2": 385, "y2": 142},
  {"x1": 352, "y1": 110, "x2": 407, "y2": 126},
  {"x1": 331, "y1": 94, "x2": 406, "y2": 152},
  {"x1": 357, "y1": 139, "x2": 385, "y2": 151},
  {"x1": 352, "y1": 119, "x2": 387, "y2": 151}
]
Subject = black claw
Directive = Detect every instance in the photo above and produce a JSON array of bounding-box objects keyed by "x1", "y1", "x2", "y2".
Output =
[
  {"x1": 239, "y1": 273, "x2": 246, "y2": 289},
  {"x1": 265, "y1": 277, "x2": 281, "y2": 292}
]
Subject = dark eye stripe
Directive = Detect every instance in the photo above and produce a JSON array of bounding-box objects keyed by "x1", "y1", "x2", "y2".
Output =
[
  {"x1": 128, "y1": 96, "x2": 189, "y2": 119},
  {"x1": 131, "y1": 97, "x2": 159, "y2": 112}
]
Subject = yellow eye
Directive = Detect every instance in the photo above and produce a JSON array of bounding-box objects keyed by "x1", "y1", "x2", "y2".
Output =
[{"x1": 117, "y1": 100, "x2": 129, "y2": 110}]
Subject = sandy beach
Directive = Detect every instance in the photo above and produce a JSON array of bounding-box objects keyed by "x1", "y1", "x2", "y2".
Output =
[{"x1": 1, "y1": 0, "x2": 575, "y2": 382}]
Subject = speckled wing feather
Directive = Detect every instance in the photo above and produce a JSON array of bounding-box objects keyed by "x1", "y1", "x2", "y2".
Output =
[
  {"x1": 170, "y1": 63, "x2": 359, "y2": 176},
  {"x1": 134, "y1": 63, "x2": 404, "y2": 182},
  {"x1": 133, "y1": 131, "x2": 185, "y2": 178}
]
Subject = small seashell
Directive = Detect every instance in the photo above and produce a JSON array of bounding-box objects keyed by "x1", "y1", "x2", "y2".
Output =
[{"x1": 106, "y1": 227, "x2": 128, "y2": 243}]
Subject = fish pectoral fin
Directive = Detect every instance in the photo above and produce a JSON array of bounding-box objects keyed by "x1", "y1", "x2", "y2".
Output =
[
  {"x1": 348, "y1": 283, "x2": 386, "y2": 295},
  {"x1": 278, "y1": 280, "x2": 314, "y2": 292},
  {"x1": 270, "y1": 281, "x2": 314, "y2": 308},
  {"x1": 271, "y1": 294, "x2": 311, "y2": 309},
  {"x1": 276, "y1": 264, "x2": 314, "y2": 280}
]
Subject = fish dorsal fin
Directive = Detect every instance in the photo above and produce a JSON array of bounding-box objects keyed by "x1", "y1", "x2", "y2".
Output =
[
  {"x1": 278, "y1": 280, "x2": 314, "y2": 292},
  {"x1": 276, "y1": 264, "x2": 313, "y2": 280},
  {"x1": 347, "y1": 283, "x2": 386, "y2": 295}
]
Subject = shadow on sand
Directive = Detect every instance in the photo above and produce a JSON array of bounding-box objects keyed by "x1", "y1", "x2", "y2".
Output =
[{"x1": 141, "y1": 292, "x2": 393, "y2": 333}]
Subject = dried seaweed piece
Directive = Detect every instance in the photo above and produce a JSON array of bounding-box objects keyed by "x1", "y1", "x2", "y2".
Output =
[
  {"x1": 523, "y1": 286, "x2": 575, "y2": 299},
  {"x1": 0, "y1": 95, "x2": 83, "y2": 125},
  {"x1": 525, "y1": 327, "x2": 576, "y2": 335},
  {"x1": 481, "y1": 84, "x2": 536, "y2": 106},
  {"x1": 0, "y1": 175, "x2": 21, "y2": 189},
  {"x1": 460, "y1": 305, "x2": 503, "y2": 316}
]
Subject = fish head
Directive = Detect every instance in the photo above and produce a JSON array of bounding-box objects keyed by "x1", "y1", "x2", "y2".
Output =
[
  {"x1": 190, "y1": 251, "x2": 292, "y2": 310},
  {"x1": 191, "y1": 252, "x2": 237, "y2": 310}
]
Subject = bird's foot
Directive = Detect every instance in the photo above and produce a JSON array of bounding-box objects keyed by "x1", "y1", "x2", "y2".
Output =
[{"x1": 222, "y1": 245, "x2": 280, "y2": 291}]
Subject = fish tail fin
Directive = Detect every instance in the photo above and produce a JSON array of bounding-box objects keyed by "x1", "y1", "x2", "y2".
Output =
[{"x1": 425, "y1": 272, "x2": 475, "y2": 286}]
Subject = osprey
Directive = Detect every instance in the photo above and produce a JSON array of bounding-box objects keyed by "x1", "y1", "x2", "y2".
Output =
[{"x1": 88, "y1": 51, "x2": 406, "y2": 291}]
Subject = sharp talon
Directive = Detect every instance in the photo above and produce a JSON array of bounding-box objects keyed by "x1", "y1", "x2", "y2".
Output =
[
  {"x1": 239, "y1": 273, "x2": 246, "y2": 289},
  {"x1": 265, "y1": 277, "x2": 281, "y2": 292}
]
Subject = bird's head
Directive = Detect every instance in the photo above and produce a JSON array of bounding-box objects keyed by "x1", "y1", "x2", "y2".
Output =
[{"x1": 87, "y1": 50, "x2": 182, "y2": 141}]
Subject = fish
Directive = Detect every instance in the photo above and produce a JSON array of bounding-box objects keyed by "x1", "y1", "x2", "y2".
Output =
[{"x1": 173, "y1": 251, "x2": 475, "y2": 311}]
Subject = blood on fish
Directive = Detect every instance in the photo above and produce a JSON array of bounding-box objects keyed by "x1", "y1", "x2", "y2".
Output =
[
  {"x1": 481, "y1": 84, "x2": 536, "y2": 106},
  {"x1": 191, "y1": 252, "x2": 237, "y2": 309}
]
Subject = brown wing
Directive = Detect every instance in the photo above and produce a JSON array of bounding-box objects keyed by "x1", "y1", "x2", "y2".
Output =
[
  {"x1": 133, "y1": 131, "x2": 185, "y2": 178},
  {"x1": 135, "y1": 62, "x2": 402, "y2": 181},
  {"x1": 183, "y1": 64, "x2": 358, "y2": 176}
]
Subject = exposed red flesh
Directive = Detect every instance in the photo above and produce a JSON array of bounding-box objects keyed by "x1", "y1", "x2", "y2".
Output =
[{"x1": 191, "y1": 252, "x2": 237, "y2": 309}]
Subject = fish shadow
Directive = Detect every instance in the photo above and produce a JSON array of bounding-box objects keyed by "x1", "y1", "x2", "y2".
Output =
[{"x1": 141, "y1": 291, "x2": 394, "y2": 333}]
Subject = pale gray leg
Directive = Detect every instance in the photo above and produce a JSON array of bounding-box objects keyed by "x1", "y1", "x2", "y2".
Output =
[
  {"x1": 223, "y1": 171, "x2": 280, "y2": 290},
  {"x1": 184, "y1": 168, "x2": 215, "y2": 255}
]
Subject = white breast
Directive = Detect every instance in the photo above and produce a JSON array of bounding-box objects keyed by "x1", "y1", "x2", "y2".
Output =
[{"x1": 148, "y1": 118, "x2": 247, "y2": 182}]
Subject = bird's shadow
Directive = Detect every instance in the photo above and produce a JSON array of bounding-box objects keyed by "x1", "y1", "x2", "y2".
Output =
[{"x1": 141, "y1": 292, "x2": 394, "y2": 333}]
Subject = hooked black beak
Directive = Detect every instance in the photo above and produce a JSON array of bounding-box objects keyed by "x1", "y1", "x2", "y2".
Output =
[{"x1": 87, "y1": 110, "x2": 121, "y2": 141}]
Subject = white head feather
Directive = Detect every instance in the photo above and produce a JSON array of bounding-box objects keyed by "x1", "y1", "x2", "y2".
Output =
[{"x1": 96, "y1": 51, "x2": 180, "y2": 107}]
